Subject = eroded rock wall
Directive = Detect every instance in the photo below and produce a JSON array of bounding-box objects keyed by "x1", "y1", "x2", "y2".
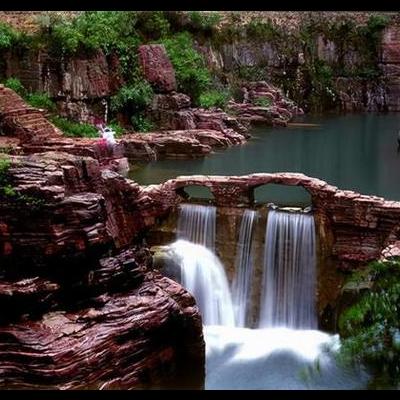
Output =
[{"x1": 0, "y1": 152, "x2": 205, "y2": 389}]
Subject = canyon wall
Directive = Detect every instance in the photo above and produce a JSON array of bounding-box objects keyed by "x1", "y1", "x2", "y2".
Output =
[
  {"x1": 1, "y1": 11, "x2": 399, "y2": 123},
  {"x1": 197, "y1": 13, "x2": 400, "y2": 112},
  {"x1": 0, "y1": 152, "x2": 205, "y2": 389}
]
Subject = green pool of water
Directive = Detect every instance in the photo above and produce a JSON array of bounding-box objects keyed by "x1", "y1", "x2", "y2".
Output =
[{"x1": 129, "y1": 113, "x2": 400, "y2": 205}]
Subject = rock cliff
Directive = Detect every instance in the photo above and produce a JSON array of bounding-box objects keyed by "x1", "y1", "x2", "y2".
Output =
[{"x1": 0, "y1": 152, "x2": 205, "y2": 389}]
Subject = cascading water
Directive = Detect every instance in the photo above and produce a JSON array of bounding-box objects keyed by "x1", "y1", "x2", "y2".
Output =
[
  {"x1": 169, "y1": 240, "x2": 235, "y2": 327},
  {"x1": 172, "y1": 203, "x2": 234, "y2": 326},
  {"x1": 177, "y1": 204, "x2": 216, "y2": 250},
  {"x1": 231, "y1": 209, "x2": 257, "y2": 328},
  {"x1": 168, "y1": 203, "x2": 367, "y2": 389},
  {"x1": 202, "y1": 207, "x2": 367, "y2": 389},
  {"x1": 259, "y1": 208, "x2": 317, "y2": 329}
]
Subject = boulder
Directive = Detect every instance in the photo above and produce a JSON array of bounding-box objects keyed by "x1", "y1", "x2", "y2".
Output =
[{"x1": 138, "y1": 44, "x2": 177, "y2": 93}]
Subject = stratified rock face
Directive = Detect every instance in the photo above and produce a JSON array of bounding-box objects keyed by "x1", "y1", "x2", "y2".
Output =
[
  {"x1": 120, "y1": 128, "x2": 247, "y2": 162},
  {"x1": 0, "y1": 86, "x2": 130, "y2": 172},
  {"x1": 381, "y1": 25, "x2": 400, "y2": 111},
  {"x1": 4, "y1": 49, "x2": 123, "y2": 123},
  {"x1": 226, "y1": 81, "x2": 304, "y2": 126},
  {"x1": 0, "y1": 152, "x2": 205, "y2": 389},
  {"x1": 121, "y1": 131, "x2": 211, "y2": 161},
  {"x1": 138, "y1": 45, "x2": 177, "y2": 93},
  {"x1": 152, "y1": 93, "x2": 191, "y2": 110},
  {"x1": 0, "y1": 85, "x2": 62, "y2": 144},
  {"x1": 0, "y1": 152, "x2": 142, "y2": 267},
  {"x1": 0, "y1": 248, "x2": 205, "y2": 389}
]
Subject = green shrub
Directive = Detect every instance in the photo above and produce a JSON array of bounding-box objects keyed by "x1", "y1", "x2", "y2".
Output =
[
  {"x1": 338, "y1": 258, "x2": 400, "y2": 388},
  {"x1": 198, "y1": 90, "x2": 230, "y2": 109},
  {"x1": 188, "y1": 11, "x2": 221, "y2": 32},
  {"x1": 3, "y1": 77, "x2": 27, "y2": 97},
  {"x1": 0, "y1": 22, "x2": 19, "y2": 50},
  {"x1": 236, "y1": 65, "x2": 268, "y2": 81},
  {"x1": 131, "y1": 114, "x2": 154, "y2": 132},
  {"x1": 366, "y1": 14, "x2": 389, "y2": 33},
  {"x1": 49, "y1": 116, "x2": 98, "y2": 138},
  {"x1": 246, "y1": 18, "x2": 281, "y2": 41},
  {"x1": 0, "y1": 155, "x2": 11, "y2": 187},
  {"x1": 107, "y1": 120, "x2": 126, "y2": 138},
  {"x1": 110, "y1": 80, "x2": 154, "y2": 113},
  {"x1": 304, "y1": 59, "x2": 337, "y2": 111},
  {"x1": 46, "y1": 12, "x2": 140, "y2": 57},
  {"x1": 26, "y1": 92, "x2": 56, "y2": 111},
  {"x1": 160, "y1": 32, "x2": 211, "y2": 102},
  {"x1": 0, "y1": 155, "x2": 16, "y2": 200},
  {"x1": 136, "y1": 11, "x2": 170, "y2": 40},
  {"x1": 254, "y1": 97, "x2": 272, "y2": 107}
]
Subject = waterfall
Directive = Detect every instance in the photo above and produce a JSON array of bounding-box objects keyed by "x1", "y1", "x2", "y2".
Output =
[
  {"x1": 231, "y1": 209, "x2": 257, "y2": 328},
  {"x1": 177, "y1": 204, "x2": 216, "y2": 250},
  {"x1": 259, "y1": 209, "x2": 317, "y2": 329},
  {"x1": 169, "y1": 240, "x2": 235, "y2": 327}
]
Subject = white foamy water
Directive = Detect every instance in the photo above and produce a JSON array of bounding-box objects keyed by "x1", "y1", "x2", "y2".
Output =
[
  {"x1": 231, "y1": 209, "x2": 257, "y2": 327},
  {"x1": 169, "y1": 240, "x2": 235, "y2": 326},
  {"x1": 172, "y1": 204, "x2": 367, "y2": 389},
  {"x1": 177, "y1": 203, "x2": 216, "y2": 250},
  {"x1": 204, "y1": 325, "x2": 368, "y2": 390},
  {"x1": 259, "y1": 209, "x2": 317, "y2": 329}
]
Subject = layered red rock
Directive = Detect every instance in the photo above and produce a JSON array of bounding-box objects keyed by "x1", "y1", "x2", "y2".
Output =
[
  {"x1": 120, "y1": 128, "x2": 248, "y2": 161},
  {"x1": 138, "y1": 44, "x2": 177, "y2": 93},
  {"x1": 0, "y1": 250, "x2": 204, "y2": 389},
  {"x1": 5, "y1": 49, "x2": 123, "y2": 123},
  {"x1": 227, "y1": 81, "x2": 304, "y2": 126},
  {"x1": 0, "y1": 84, "x2": 62, "y2": 144},
  {"x1": 0, "y1": 152, "x2": 205, "y2": 389}
]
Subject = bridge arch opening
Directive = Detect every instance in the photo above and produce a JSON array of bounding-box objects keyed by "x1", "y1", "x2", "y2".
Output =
[
  {"x1": 253, "y1": 183, "x2": 312, "y2": 208},
  {"x1": 176, "y1": 184, "x2": 214, "y2": 203}
]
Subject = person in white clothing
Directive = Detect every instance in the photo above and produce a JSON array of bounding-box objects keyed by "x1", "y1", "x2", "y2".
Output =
[{"x1": 102, "y1": 127, "x2": 116, "y2": 146}]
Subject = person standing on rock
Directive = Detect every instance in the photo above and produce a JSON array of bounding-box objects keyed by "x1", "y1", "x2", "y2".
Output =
[{"x1": 99, "y1": 126, "x2": 116, "y2": 157}]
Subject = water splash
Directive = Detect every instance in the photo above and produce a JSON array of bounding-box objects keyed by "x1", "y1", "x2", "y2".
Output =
[
  {"x1": 177, "y1": 204, "x2": 216, "y2": 250},
  {"x1": 259, "y1": 209, "x2": 317, "y2": 329},
  {"x1": 205, "y1": 325, "x2": 368, "y2": 390},
  {"x1": 169, "y1": 240, "x2": 235, "y2": 326},
  {"x1": 231, "y1": 209, "x2": 258, "y2": 328}
]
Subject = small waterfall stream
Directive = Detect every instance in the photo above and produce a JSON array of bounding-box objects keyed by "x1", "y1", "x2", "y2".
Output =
[
  {"x1": 170, "y1": 240, "x2": 235, "y2": 327},
  {"x1": 259, "y1": 209, "x2": 317, "y2": 329},
  {"x1": 231, "y1": 209, "x2": 257, "y2": 328},
  {"x1": 177, "y1": 204, "x2": 216, "y2": 250},
  {"x1": 172, "y1": 204, "x2": 235, "y2": 326}
]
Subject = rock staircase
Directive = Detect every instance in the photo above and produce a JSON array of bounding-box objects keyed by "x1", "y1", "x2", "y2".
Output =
[{"x1": 0, "y1": 84, "x2": 62, "y2": 144}]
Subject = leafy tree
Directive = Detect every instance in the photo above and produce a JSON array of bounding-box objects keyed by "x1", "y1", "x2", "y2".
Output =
[
  {"x1": 338, "y1": 258, "x2": 400, "y2": 389},
  {"x1": 160, "y1": 32, "x2": 211, "y2": 103}
]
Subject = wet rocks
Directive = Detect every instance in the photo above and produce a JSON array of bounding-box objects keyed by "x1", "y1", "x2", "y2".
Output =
[{"x1": 120, "y1": 128, "x2": 248, "y2": 162}]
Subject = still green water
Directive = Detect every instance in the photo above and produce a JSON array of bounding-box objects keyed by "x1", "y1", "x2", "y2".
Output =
[{"x1": 129, "y1": 113, "x2": 400, "y2": 205}]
